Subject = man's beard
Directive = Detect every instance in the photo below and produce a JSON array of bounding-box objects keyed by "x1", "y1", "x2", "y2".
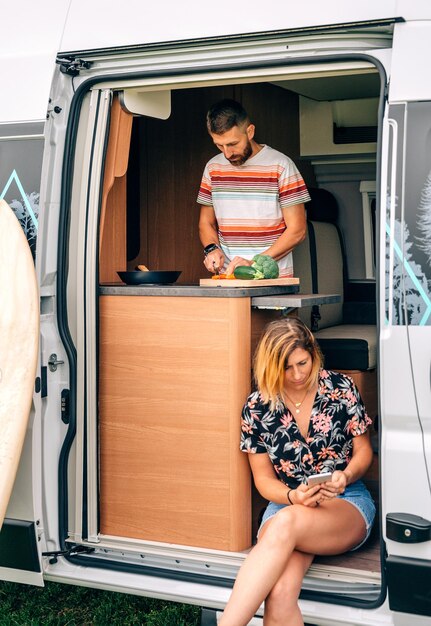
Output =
[{"x1": 228, "y1": 139, "x2": 253, "y2": 166}]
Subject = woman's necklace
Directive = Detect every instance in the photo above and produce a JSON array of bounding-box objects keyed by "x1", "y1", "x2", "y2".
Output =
[{"x1": 284, "y1": 388, "x2": 310, "y2": 414}]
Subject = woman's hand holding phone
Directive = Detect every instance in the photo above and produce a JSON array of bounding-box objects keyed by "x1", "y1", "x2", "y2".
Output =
[
  {"x1": 291, "y1": 483, "x2": 322, "y2": 507},
  {"x1": 292, "y1": 470, "x2": 347, "y2": 506},
  {"x1": 318, "y1": 470, "x2": 347, "y2": 499}
]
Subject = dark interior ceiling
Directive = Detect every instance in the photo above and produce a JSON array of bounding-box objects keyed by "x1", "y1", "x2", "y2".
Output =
[{"x1": 273, "y1": 71, "x2": 381, "y2": 101}]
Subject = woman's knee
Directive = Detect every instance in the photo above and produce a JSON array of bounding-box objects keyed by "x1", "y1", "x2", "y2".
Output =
[
  {"x1": 268, "y1": 506, "x2": 305, "y2": 542},
  {"x1": 262, "y1": 507, "x2": 297, "y2": 546}
]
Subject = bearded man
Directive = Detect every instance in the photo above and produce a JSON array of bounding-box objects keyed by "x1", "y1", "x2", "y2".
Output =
[{"x1": 197, "y1": 99, "x2": 310, "y2": 277}]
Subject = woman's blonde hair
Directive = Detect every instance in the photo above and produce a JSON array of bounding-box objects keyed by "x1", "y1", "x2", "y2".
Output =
[{"x1": 253, "y1": 317, "x2": 323, "y2": 411}]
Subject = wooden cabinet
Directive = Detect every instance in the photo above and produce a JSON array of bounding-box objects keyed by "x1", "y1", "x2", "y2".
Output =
[{"x1": 99, "y1": 295, "x2": 252, "y2": 550}]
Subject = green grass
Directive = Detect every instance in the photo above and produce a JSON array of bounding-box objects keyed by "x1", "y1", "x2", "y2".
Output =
[{"x1": 0, "y1": 581, "x2": 201, "y2": 625}]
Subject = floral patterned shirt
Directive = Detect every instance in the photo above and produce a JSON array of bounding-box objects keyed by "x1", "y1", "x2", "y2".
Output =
[{"x1": 240, "y1": 369, "x2": 372, "y2": 488}]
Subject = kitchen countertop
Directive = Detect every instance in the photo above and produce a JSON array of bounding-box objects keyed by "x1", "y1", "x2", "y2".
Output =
[{"x1": 99, "y1": 284, "x2": 300, "y2": 298}]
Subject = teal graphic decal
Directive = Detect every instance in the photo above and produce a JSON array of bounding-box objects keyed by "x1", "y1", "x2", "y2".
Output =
[
  {"x1": 0, "y1": 169, "x2": 38, "y2": 228},
  {"x1": 385, "y1": 219, "x2": 431, "y2": 326},
  {"x1": 0, "y1": 169, "x2": 39, "y2": 259}
]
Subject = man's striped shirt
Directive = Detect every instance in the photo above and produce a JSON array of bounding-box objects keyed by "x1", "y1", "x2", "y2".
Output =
[{"x1": 197, "y1": 145, "x2": 310, "y2": 276}]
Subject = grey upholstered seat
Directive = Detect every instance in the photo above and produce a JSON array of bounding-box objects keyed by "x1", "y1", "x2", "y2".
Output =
[{"x1": 293, "y1": 188, "x2": 377, "y2": 371}]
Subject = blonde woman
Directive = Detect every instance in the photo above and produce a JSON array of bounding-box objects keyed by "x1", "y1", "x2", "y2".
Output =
[{"x1": 220, "y1": 318, "x2": 375, "y2": 626}]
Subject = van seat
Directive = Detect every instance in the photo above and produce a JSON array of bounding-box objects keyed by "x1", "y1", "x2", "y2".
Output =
[
  {"x1": 313, "y1": 324, "x2": 376, "y2": 371},
  {"x1": 293, "y1": 187, "x2": 377, "y2": 371}
]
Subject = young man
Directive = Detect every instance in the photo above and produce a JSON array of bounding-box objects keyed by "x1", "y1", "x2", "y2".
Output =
[{"x1": 197, "y1": 99, "x2": 310, "y2": 277}]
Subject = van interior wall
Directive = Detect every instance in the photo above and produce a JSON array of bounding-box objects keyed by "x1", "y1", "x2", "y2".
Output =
[{"x1": 126, "y1": 83, "x2": 316, "y2": 282}]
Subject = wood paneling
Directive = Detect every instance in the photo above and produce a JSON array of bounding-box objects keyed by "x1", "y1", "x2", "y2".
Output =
[
  {"x1": 99, "y1": 295, "x2": 252, "y2": 550},
  {"x1": 99, "y1": 175, "x2": 128, "y2": 283},
  {"x1": 130, "y1": 86, "x2": 234, "y2": 281},
  {"x1": 99, "y1": 97, "x2": 133, "y2": 283}
]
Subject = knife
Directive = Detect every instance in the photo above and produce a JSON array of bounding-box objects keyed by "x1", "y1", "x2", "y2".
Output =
[{"x1": 213, "y1": 260, "x2": 220, "y2": 275}]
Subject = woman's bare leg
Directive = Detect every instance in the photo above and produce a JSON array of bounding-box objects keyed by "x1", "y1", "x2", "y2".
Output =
[
  {"x1": 263, "y1": 550, "x2": 314, "y2": 626},
  {"x1": 219, "y1": 500, "x2": 365, "y2": 626}
]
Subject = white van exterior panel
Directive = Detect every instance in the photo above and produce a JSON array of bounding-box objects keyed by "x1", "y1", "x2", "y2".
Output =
[
  {"x1": 390, "y1": 21, "x2": 431, "y2": 101},
  {"x1": 59, "y1": 0, "x2": 400, "y2": 53},
  {"x1": 0, "y1": 2, "x2": 70, "y2": 124}
]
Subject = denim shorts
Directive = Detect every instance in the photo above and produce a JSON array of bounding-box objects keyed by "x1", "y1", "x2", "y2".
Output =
[{"x1": 258, "y1": 480, "x2": 376, "y2": 551}]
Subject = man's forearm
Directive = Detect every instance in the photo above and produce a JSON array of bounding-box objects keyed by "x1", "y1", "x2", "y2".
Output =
[
  {"x1": 198, "y1": 206, "x2": 220, "y2": 247},
  {"x1": 264, "y1": 227, "x2": 306, "y2": 261},
  {"x1": 199, "y1": 222, "x2": 220, "y2": 247},
  {"x1": 264, "y1": 203, "x2": 307, "y2": 260}
]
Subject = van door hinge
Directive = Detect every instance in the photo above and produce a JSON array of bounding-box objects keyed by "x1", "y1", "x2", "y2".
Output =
[
  {"x1": 58, "y1": 57, "x2": 93, "y2": 77},
  {"x1": 384, "y1": 80, "x2": 390, "y2": 102},
  {"x1": 42, "y1": 544, "x2": 95, "y2": 565}
]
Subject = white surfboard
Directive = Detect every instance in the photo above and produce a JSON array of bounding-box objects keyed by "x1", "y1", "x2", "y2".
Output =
[{"x1": 0, "y1": 199, "x2": 39, "y2": 529}]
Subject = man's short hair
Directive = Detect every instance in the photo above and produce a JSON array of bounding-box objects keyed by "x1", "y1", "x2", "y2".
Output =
[{"x1": 206, "y1": 99, "x2": 250, "y2": 134}]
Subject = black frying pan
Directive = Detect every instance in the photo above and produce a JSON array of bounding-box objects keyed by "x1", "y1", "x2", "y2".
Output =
[{"x1": 117, "y1": 270, "x2": 181, "y2": 285}]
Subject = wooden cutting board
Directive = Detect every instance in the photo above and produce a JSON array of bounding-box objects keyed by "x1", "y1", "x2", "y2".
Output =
[{"x1": 199, "y1": 277, "x2": 299, "y2": 287}]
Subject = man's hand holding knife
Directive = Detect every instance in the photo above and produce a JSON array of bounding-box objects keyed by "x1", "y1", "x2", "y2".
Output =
[{"x1": 203, "y1": 243, "x2": 225, "y2": 274}]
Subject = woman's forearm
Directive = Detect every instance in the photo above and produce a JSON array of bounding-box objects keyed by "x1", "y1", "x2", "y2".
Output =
[
  {"x1": 343, "y1": 446, "x2": 373, "y2": 485},
  {"x1": 254, "y1": 475, "x2": 293, "y2": 505}
]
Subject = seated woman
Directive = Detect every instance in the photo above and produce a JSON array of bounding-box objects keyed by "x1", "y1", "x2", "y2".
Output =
[{"x1": 220, "y1": 317, "x2": 376, "y2": 626}]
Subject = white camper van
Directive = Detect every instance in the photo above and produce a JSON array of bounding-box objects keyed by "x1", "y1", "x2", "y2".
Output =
[{"x1": 1, "y1": 1, "x2": 431, "y2": 624}]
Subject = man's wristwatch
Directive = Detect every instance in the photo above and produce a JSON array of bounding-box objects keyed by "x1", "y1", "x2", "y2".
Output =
[{"x1": 203, "y1": 243, "x2": 220, "y2": 257}]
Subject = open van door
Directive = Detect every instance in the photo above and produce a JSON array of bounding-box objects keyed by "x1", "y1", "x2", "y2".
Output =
[
  {"x1": 0, "y1": 200, "x2": 42, "y2": 585},
  {"x1": 381, "y1": 100, "x2": 431, "y2": 618},
  {"x1": 380, "y1": 21, "x2": 431, "y2": 619},
  {"x1": 0, "y1": 3, "x2": 72, "y2": 587}
]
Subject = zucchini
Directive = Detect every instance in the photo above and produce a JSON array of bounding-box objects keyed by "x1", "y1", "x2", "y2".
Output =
[{"x1": 233, "y1": 266, "x2": 259, "y2": 280}]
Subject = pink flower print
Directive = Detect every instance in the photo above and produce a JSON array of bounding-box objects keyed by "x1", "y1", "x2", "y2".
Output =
[
  {"x1": 302, "y1": 453, "x2": 314, "y2": 465},
  {"x1": 320, "y1": 369, "x2": 330, "y2": 379},
  {"x1": 305, "y1": 436, "x2": 314, "y2": 445},
  {"x1": 317, "y1": 446, "x2": 338, "y2": 460},
  {"x1": 241, "y1": 420, "x2": 254, "y2": 434},
  {"x1": 345, "y1": 389, "x2": 356, "y2": 405},
  {"x1": 346, "y1": 417, "x2": 362, "y2": 435},
  {"x1": 293, "y1": 440, "x2": 301, "y2": 448},
  {"x1": 280, "y1": 459, "x2": 295, "y2": 474},
  {"x1": 329, "y1": 389, "x2": 341, "y2": 401},
  {"x1": 280, "y1": 413, "x2": 293, "y2": 428},
  {"x1": 311, "y1": 412, "x2": 332, "y2": 435}
]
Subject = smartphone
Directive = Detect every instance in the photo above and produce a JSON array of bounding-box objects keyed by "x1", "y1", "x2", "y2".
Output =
[{"x1": 307, "y1": 471, "x2": 332, "y2": 486}]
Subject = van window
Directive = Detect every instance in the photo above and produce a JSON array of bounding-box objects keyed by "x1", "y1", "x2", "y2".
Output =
[
  {"x1": 386, "y1": 102, "x2": 431, "y2": 326},
  {"x1": 0, "y1": 124, "x2": 43, "y2": 258}
]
